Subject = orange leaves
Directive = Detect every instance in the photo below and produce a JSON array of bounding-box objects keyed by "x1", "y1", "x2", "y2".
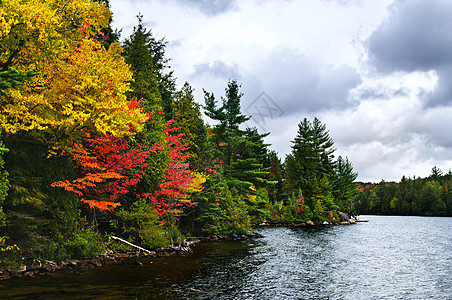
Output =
[
  {"x1": 51, "y1": 172, "x2": 122, "y2": 197},
  {"x1": 52, "y1": 127, "x2": 159, "y2": 211},
  {"x1": 81, "y1": 199, "x2": 121, "y2": 211}
]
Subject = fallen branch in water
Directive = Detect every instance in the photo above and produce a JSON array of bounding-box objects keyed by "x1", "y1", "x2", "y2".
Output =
[{"x1": 110, "y1": 236, "x2": 153, "y2": 254}]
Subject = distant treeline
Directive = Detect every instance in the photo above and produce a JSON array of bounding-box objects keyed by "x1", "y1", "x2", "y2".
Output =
[{"x1": 355, "y1": 167, "x2": 452, "y2": 216}]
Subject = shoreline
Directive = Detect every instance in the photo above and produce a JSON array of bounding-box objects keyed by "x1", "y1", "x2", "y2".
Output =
[
  {"x1": 0, "y1": 221, "x2": 362, "y2": 281},
  {"x1": 0, "y1": 232, "x2": 263, "y2": 281}
]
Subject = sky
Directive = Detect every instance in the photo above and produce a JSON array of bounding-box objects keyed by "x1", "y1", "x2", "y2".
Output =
[{"x1": 109, "y1": 0, "x2": 452, "y2": 183}]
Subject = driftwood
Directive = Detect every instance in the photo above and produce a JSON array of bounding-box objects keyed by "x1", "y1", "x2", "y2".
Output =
[{"x1": 110, "y1": 236, "x2": 153, "y2": 254}]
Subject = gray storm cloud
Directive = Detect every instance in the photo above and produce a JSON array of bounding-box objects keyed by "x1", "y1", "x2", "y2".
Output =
[
  {"x1": 367, "y1": 0, "x2": 452, "y2": 107},
  {"x1": 245, "y1": 48, "x2": 361, "y2": 115},
  {"x1": 191, "y1": 60, "x2": 241, "y2": 81}
]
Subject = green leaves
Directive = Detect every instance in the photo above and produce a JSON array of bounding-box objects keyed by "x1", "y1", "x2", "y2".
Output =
[{"x1": 0, "y1": 68, "x2": 39, "y2": 96}]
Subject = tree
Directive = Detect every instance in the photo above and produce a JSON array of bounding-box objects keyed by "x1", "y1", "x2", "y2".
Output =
[
  {"x1": 430, "y1": 166, "x2": 443, "y2": 181},
  {"x1": 0, "y1": 68, "x2": 38, "y2": 96},
  {"x1": 0, "y1": 0, "x2": 110, "y2": 73},
  {"x1": 141, "y1": 120, "x2": 201, "y2": 218},
  {"x1": 52, "y1": 123, "x2": 162, "y2": 211},
  {"x1": 122, "y1": 14, "x2": 168, "y2": 193},
  {"x1": 266, "y1": 150, "x2": 283, "y2": 204},
  {"x1": 332, "y1": 156, "x2": 359, "y2": 214},
  {"x1": 203, "y1": 80, "x2": 272, "y2": 192},
  {"x1": 122, "y1": 14, "x2": 176, "y2": 119},
  {"x1": 172, "y1": 82, "x2": 207, "y2": 164},
  {"x1": 284, "y1": 117, "x2": 335, "y2": 210},
  {"x1": 0, "y1": 134, "x2": 8, "y2": 226},
  {"x1": 1, "y1": 27, "x2": 148, "y2": 146}
]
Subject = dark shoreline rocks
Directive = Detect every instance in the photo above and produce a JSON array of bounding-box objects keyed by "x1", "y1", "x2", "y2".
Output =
[
  {"x1": 256, "y1": 218, "x2": 358, "y2": 227},
  {"x1": 0, "y1": 231, "x2": 263, "y2": 280}
]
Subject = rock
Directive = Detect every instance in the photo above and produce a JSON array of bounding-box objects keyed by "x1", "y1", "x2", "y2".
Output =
[
  {"x1": 90, "y1": 259, "x2": 103, "y2": 268},
  {"x1": 349, "y1": 219, "x2": 356, "y2": 224},
  {"x1": 134, "y1": 261, "x2": 143, "y2": 267},
  {"x1": 322, "y1": 221, "x2": 330, "y2": 225},
  {"x1": 306, "y1": 220, "x2": 315, "y2": 226},
  {"x1": 340, "y1": 221, "x2": 350, "y2": 225},
  {"x1": 66, "y1": 259, "x2": 79, "y2": 267},
  {"x1": 0, "y1": 273, "x2": 11, "y2": 280},
  {"x1": 338, "y1": 212, "x2": 350, "y2": 222},
  {"x1": 43, "y1": 260, "x2": 58, "y2": 272},
  {"x1": 23, "y1": 271, "x2": 36, "y2": 277},
  {"x1": 27, "y1": 259, "x2": 42, "y2": 271},
  {"x1": 10, "y1": 265, "x2": 26, "y2": 273},
  {"x1": 77, "y1": 260, "x2": 89, "y2": 268}
]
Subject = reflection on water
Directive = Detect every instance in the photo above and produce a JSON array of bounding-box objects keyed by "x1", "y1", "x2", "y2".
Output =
[{"x1": 0, "y1": 216, "x2": 451, "y2": 299}]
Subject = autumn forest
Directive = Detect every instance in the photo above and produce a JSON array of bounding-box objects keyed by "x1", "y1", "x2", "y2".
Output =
[{"x1": 0, "y1": 1, "x2": 450, "y2": 268}]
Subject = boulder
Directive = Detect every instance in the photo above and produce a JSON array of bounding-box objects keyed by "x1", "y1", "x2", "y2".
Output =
[
  {"x1": 43, "y1": 260, "x2": 58, "y2": 272},
  {"x1": 338, "y1": 212, "x2": 350, "y2": 222},
  {"x1": 322, "y1": 221, "x2": 330, "y2": 225},
  {"x1": 306, "y1": 220, "x2": 315, "y2": 226},
  {"x1": 27, "y1": 259, "x2": 42, "y2": 271}
]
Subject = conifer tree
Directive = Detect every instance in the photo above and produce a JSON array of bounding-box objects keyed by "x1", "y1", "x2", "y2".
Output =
[
  {"x1": 332, "y1": 156, "x2": 358, "y2": 214},
  {"x1": 203, "y1": 80, "x2": 272, "y2": 192},
  {"x1": 122, "y1": 15, "x2": 168, "y2": 192},
  {"x1": 171, "y1": 82, "x2": 207, "y2": 164},
  {"x1": 284, "y1": 117, "x2": 336, "y2": 211}
]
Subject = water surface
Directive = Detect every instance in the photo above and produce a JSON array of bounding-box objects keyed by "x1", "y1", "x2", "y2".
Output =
[{"x1": 0, "y1": 216, "x2": 450, "y2": 299}]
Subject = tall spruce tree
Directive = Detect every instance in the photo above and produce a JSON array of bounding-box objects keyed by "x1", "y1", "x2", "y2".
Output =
[
  {"x1": 171, "y1": 82, "x2": 207, "y2": 165},
  {"x1": 284, "y1": 117, "x2": 336, "y2": 211},
  {"x1": 122, "y1": 15, "x2": 168, "y2": 193},
  {"x1": 203, "y1": 80, "x2": 273, "y2": 193},
  {"x1": 332, "y1": 156, "x2": 358, "y2": 214}
]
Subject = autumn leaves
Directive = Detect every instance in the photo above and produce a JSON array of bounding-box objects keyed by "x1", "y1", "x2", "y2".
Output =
[{"x1": 0, "y1": 1, "x2": 203, "y2": 217}]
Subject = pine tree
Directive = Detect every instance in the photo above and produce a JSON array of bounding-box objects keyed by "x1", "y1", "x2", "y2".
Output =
[
  {"x1": 332, "y1": 156, "x2": 359, "y2": 214},
  {"x1": 266, "y1": 150, "x2": 283, "y2": 204},
  {"x1": 203, "y1": 80, "x2": 272, "y2": 192},
  {"x1": 284, "y1": 117, "x2": 335, "y2": 210},
  {"x1": 171, "y1": 82, "x2": 207, "y2": 164},
  {"x1": 122, "y1": 15, "x2": 168, "y2": 192}
]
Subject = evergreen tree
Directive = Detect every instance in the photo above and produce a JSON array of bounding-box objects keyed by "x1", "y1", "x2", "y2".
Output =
[
  {"x1": 171, "y1": 82, "x2": 207, "y2": 164},
  {"x1": 266, "y1": 150, "x2": 283, "y2": 204},
  {"x1": 123, "y1": 14, "x2": 176, "y2": 119},
  {"x1": 332, "y1": 156, "x2": 359, "y2": 214},
  {"x1": 284, "y1": 117, "x2": 336, "y2": 210},
  {"x1": 122, "y1": 15, "x2": 168, "y2": 193},
  {"x1": 203, "y1": 80, "x2": 272, "y2": 192},
  {"x1": 0, "y1": 68, "x2": 38, "y2": 96}
]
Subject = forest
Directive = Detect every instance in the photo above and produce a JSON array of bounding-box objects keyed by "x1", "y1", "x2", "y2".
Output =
[
  {"x1": 355, "y1": 166, "x2": 452, "y2": 216},
  {"x1": 0, "y1": 0, "x2": 431, "y2": 269}
]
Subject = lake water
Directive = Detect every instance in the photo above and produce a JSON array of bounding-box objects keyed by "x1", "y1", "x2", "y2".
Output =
[{"x1": 0, "y1": 216, "x2": 451, "y2": 299}]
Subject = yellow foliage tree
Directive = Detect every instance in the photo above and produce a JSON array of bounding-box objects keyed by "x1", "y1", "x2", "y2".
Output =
[
  {"x1": 0, "y1": 0, "x2": 109, "y2": 68},
  {"x1": 0, "y1": 1, "x2": 148, "y2": 146}
]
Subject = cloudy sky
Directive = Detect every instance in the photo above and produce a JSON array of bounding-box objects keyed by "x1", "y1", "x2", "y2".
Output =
[{"x1": 109, "y1": 0, "x2": 452, "y2": 183}]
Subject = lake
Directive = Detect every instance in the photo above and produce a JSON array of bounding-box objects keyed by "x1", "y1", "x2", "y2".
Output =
[{"x1": 0, "y1": 216, "x2": 451, "y2": 299}]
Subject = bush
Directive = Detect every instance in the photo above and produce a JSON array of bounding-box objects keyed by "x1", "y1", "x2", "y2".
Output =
[
  {"x1": 112, "y1": 199, "x2": 168, "y2": 249},
  {"x1": 67, "y1": 228, "x2": 104, "y2": 259},
  {"x1": 0, "y1": 236, "x2": 22, "y2": 269}
]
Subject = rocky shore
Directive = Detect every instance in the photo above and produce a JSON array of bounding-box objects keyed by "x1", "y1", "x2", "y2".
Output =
[
  {"x1": 257, "y1": 219, "x2": 357, "y2": 227},
  {"x1": 0, "y1": 231, "x2": 263, "y2": 280}
]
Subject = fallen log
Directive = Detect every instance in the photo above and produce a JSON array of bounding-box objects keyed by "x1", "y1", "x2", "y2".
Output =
[{"x1": 110, "y1": 236, "x2": 153, "y2": 254}]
